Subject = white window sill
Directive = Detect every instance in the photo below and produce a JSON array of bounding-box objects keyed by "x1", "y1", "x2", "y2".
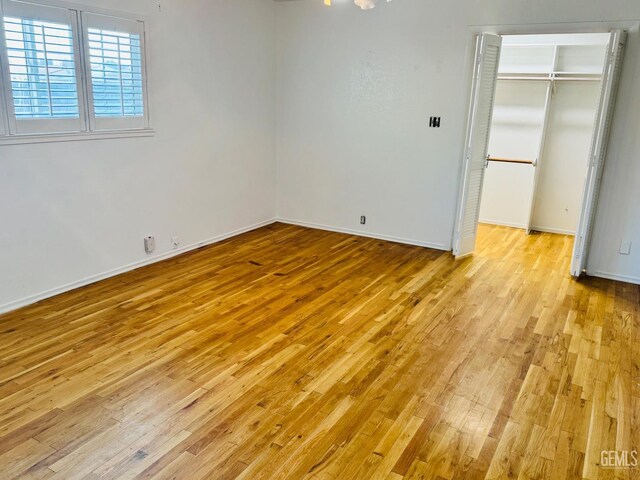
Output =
[{"x1": 0, "y1": 128, "x2": 155, "y2": 146}]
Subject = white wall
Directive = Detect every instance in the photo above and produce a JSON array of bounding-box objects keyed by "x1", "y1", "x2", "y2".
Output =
[
  {"x1": 479, "y1": 81, "x2": 546, "y2": 229},
  {"x1": 532, "y1": 81, "x2": 600, "y2": 234},
  {"x1": 482, "y1": 80, "x2": 601, "y2": 235},
  {"x1": 275, "y1": 0, "x2": 640, "y2": 282},
  {"x1": 0, "y1": 0, "x2": 278, "y2": 311},
  {"x1": 587, "y1": 34, "x2": 640, "y2": 282}
]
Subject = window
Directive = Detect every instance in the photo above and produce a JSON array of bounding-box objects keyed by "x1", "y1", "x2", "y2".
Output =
[
  {"x1": 0, "y1": 1, "x2": 84, "y2": 134},
  {"x1": 0, "y1": 0, "x2": 150, "y2": 141},
  {"x1": 82, "y1": 12, "x2": 147, "y2": 130},
  {"x1": 88, "y1": 29, "x2": 143, "y2": 117},
  {"x1": 4, "y1": 17, "x2": 79, "y2": 119}
]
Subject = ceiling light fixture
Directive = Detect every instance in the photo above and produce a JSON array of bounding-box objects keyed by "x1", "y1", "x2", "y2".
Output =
[{"x1": 324, "y1": 0, "x2": 392, "y2": 10}]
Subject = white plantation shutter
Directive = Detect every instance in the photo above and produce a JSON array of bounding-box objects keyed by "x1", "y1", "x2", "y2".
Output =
[
  {"x1": 454, "y1": 34, "x2": 502, "y2": 257},
  {"x1": 82, "y1": 12, "x2": 148, "y2": 131},
  {"x1": 571, "y1": 30, "x2": 626, "y2": 277},
  {"x1": 0, "y1": 0, "x2": 85, "y2": 134},
  {"x1": 4, "y1": 17, "x2": 78, "y2": 118},
  {"x1": 88, "y1": 28, "x2": 143, "y2": 117}
]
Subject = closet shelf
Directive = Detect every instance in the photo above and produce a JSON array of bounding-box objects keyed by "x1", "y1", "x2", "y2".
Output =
[{"x1": 498, "y1": 72, "x2": 602, "y2": 82}]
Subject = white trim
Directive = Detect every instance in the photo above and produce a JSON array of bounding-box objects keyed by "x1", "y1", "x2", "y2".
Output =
[
  {"x1": 3, "y1": 0, "x2": 74, "y2": 24},
  {"x1": 466, "y1": 20, "x2": 639, "y2": 32},
  {"x1": 277, "y1": 218, "x2": 449, "y2": 252},
  {"x1": 530, "y1": 225, "x2": 576, "y2": 236},
  {"x1": 479, "y1": 219, "x2": 527, "y2": 230},
  {"x1": 585, "y1": 270, "x2": 640, "y2": 286},
  {"x1": 478, "y1": 221, "x2": 576, "y2": 235},
  {"x1": 0, "y1": 0, "x2": 7, "y2": 136},
  {"x1": 0, "y1": 218, "x2": 277, "y2": 315},
  {"x1": 0, "y1": 128, "x2": 154, "y2": 145},
  {"x1": 4, "y1": 0, "x2": 150, "y2": 23}
]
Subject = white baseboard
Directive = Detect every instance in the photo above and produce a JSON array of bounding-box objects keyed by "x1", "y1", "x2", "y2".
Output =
[
  {"x1": 4, "y1": 216, "x2": 635, "y2": 315},
  {"x1": 478, "y1": 219, "x2": 526, "y2": 230},
  {"x1": 530, "y1": 225, "x2": 576, "y2": 236},
  {"x1": 586, "y1": 270, "x2": 640, "y2": 286},
  {"x1": 0, "y1": 218, "x2": 277, "y2": 315},
  {"x1": 479, "y1": 220, "x2": 577, "y2": 236},
  {"x1": 277, "y1": 218, "x2": 449, "y2": 251}
]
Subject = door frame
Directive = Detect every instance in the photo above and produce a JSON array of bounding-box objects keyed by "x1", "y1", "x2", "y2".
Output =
[{"x1": 452, "y1": 20, "x2": 638, "y2": 267}]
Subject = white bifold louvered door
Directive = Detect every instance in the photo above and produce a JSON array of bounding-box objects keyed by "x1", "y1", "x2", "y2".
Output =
[
  {"x1": 571, "y1": 30, "x2": 626, "y2": 277},
  {"x1": 453, "y1": 34, "x2": 502, "y2": 257}
]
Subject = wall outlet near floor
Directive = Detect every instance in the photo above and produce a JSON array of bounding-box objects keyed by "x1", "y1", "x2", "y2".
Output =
[
  {"x1": 171, "y1": 236, "x2": 180, "y2": 249},
  {"x1": 360, "y1": 216, "x2": 366, "y2": 225},
  {"x1": 619, "y1": 241, "x2": 632, "y2": 255},
  {"x1": 144, "y1": 236, "x2": 155, "y2": 254}
]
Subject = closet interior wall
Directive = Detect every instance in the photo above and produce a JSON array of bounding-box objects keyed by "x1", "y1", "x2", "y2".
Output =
[{"x1": 479, "y1": 33, "x2": 609, "y2": 235}]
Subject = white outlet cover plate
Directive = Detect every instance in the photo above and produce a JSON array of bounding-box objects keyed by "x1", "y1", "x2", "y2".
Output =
[{"x1": 620, "y1": 241, "x2": 632, "y2": 255}]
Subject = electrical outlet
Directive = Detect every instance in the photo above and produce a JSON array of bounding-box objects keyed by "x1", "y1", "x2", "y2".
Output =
[
  {"x1": 620, "y1": 241, "x2": 632, "y2": 255},
  {"x1": 360, "y1": 216, "x2": 366, "y2": 225},
  {"x1": 144, "y1": 236, "x2": 155, "y2": 254},
  {"x1": 171, "y1": 236, "x2": 180, "y2": 249}
]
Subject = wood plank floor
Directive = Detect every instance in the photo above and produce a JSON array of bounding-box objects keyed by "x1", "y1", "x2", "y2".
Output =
[{"x1": 0, "y1": 223, "x2": 638, "y2": 480}]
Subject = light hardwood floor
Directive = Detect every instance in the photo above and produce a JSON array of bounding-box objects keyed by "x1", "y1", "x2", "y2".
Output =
[{"x1": 0, "y1": 223, "x2": 638, "y2": 480}]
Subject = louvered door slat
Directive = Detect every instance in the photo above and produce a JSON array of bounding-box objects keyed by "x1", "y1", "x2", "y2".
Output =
[
  {"x1": 454, "y1": 34, "x2": 502, "y2": 257},
  {"x1": 571, "y1": 30, "x2": 626, "y2": 276}
]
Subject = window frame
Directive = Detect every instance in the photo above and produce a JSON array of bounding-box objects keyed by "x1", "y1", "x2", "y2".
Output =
[
  {"x1": 0, "y1": 28, "x2": 7, "y2": 136},
  {"x1": 0, "y1": 0, "x2": 153, "y2": 145}
]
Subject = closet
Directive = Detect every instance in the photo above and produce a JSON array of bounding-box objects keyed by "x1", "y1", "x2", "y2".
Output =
[{"x1": 479, "y1": 34, "x2": 609, "y2": 236}]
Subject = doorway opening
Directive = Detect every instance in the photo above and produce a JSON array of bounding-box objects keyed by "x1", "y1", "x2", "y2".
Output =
[{"x1": 453, "y1": 30, "x2": 626, "y2": 277}]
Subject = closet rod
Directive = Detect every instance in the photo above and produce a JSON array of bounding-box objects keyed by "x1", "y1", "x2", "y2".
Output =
[{"x1": 487, "y1": 156, "x2": 535, "y2": 165}]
